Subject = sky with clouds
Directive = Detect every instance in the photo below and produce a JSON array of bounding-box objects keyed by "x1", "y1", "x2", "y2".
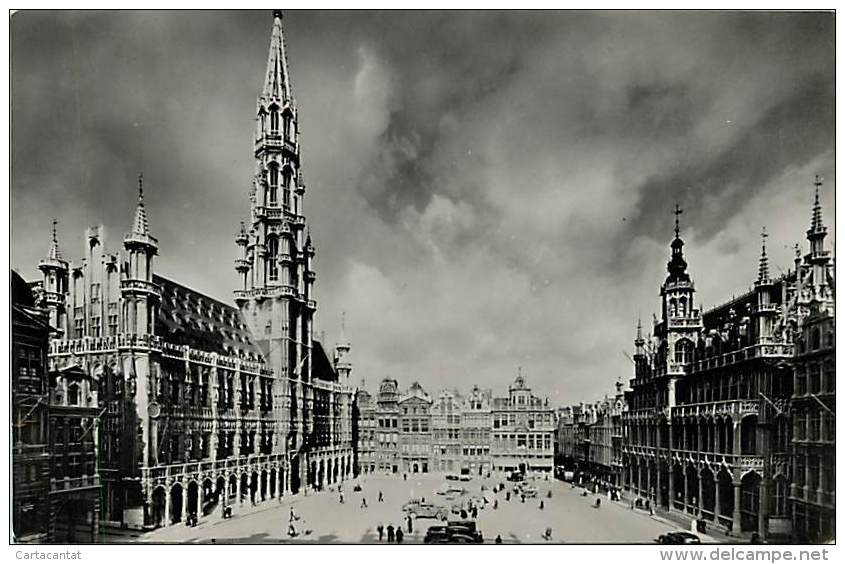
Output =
[{"x1": 11, "y1": 10, "x2": 835, "y2": 404}]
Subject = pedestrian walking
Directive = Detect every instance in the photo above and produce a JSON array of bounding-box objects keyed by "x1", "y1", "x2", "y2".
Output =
[
  {"x1": 493, "y1": 499, "x2": 498, "y2": 510},
  {"x1": 396, "y1": 527, "x2": 404, "y2": 543},
  {"x1": 495, "y1": 535, "x2": 502, "y2": 544},
  {"x1": 377, "y1": 523, "x2": 384, "y2": 542},
  {"x1": 387, "y1": 524, "x2": 395, "y2": 543},
  {"x1": 378, "y1": 490, "x2": 384, "y2": 502},
  {"x1": 361, "y1": 497, "x2": 368, "y2": 508},
  {"x1": 406, "y1": 514, "x2": 413, "y2": 534},
  {"x1": 539, "y1": 500, "x2": 544, "y2": 510},
  {"x1": 521, "y1": 493, "x2": 525, "y2": 503},
  {"x1": 543, "y1": 527, "x2": 553, "y2": 541},
  {"x1": 339, "y1": 491, "x2": 344, "y2": 504},
  {"x1": 505, "y1": 491, "x2": 511, "y2": 501},
  {"x1": 472, "y1": 506, "x2": 478, "y2": 519},
  {"x1": 289, "y1": 507, "x2": 297, "y2": 522}
]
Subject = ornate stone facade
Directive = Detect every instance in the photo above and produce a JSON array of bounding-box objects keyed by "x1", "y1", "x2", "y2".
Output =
[
  {"x1": 32, "y1": 11, "x2": 354, "y2": 531},
  {"x1": 621, "y1": 179, "x2": 834, "y2": 541}
]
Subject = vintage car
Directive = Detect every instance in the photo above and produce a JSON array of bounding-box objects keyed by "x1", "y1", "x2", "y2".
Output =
[
  {"x1": 520, "y1": 485, "x2": 539, "y2": 498},
  {"x1": 446, "y1": 520, "x2": 483, "y2": 543},
  {"x1": 403, "y1": 500, "x2": 448, "y2": 521},
  {"x1": 424, "y1": 522, "x2": 483, "y2": 544},
  {"x1": 655, "y1": 532, "x2": 701, "y2": 545}
]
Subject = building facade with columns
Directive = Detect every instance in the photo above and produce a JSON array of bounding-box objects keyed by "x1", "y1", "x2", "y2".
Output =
[
  {"x1": 621, "y1": 181, "x2": 834, "y2": 541},
  {"x1": 30, "y1": 12, "x2": 354, "y2": 531}
]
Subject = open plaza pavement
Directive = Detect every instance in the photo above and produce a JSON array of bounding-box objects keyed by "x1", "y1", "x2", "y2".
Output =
[{"x1": 138, "y1": 472, "x2": 715, "y2": 544}]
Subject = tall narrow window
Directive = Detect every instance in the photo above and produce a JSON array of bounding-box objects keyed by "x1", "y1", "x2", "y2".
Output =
[
  {"x1": 283, "y1": 113, "x2": 291, "y2": 139},
  {"x1": 282, "y1": 170, "x2": 291, "y2": 209},
  {"x1": 270, "y1": 109, "x2": 279, "y2": 134},
  {"x1": 267, "y1": 236, "x2": 279, "y2": 281},
  {"x1": 268, "y1": 166, "x2": 279, "y2": 205}
]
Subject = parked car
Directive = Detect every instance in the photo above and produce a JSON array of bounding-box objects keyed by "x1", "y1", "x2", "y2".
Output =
[
  {"x1": 445, "y1": 474, "x2": 461, "y2": 481},
  {"x1": 521, "y1": 485, "x2": 539, "y2": 498},
  {"x1": 446, "y1": 520, "x2": 483, "y2": 543},
  {"x1": 423, "y1": 524, "x2": 483, "y2": 544},
  {"x1": 507, "y1": 471, "x2": 524, "y2": 482},
  {"x1": 424, "y1": 526, "x2": 451, "y2": 543},
  {"x1": 447, "y1": 534, "x2": 479, "y2": 544},
  {"x1": 656, "y1": 532, "x2": 701, "y2": 545},
  {"x1": 403, "y1": 500, "x2": 448, "y2": 520},
  {"x1": 458, "y1": 474, "x2": 472, "y2": 482}
]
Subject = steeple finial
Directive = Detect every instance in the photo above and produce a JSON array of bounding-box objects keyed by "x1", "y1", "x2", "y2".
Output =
[
  {"x1": 263, "y1": 9, "x2": 292, "y2": 101},
  {"x1": 673, "y1": 203, "x2": 683, "y2": 239},
  {"x1": 810, "y1": 175, "x2": 825, "y2": 234},
  {"x1": 757, "y1": 226, "x2": 770, "y2": 283},
  {"x1": 665, "y1": 202, "x2": 690, "y2": 284},
  {"x1": 46, "y1": 218, "x2": 62, "y2": 261},
  {"x1": 131, "y1": 173, "x2": 150, "y2": 236}
]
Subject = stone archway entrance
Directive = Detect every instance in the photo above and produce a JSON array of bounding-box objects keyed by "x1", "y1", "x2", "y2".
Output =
[
  {"x1": 170, "y1": 482, "x2": 184, "y2": 524},
  {"x1": 186, "y1": 481, "x2": 199, "y2": 517},
  {"x1": 151, "y1": 486, "x2": 167, "y2": 528}
]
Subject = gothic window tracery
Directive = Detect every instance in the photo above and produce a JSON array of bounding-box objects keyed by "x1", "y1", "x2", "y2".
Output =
[{"x1": 674, "y1": 338, "x2": 693, "y2": 364}]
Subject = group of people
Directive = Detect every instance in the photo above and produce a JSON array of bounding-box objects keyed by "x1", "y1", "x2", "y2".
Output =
[{"x1": 375, "y1": 523, "x2": 405, "y2": 543}]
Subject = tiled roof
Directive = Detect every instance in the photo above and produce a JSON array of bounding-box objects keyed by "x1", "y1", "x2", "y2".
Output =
[{"x1": 153, "y1": 275, "x2": 265, "y2": 362}]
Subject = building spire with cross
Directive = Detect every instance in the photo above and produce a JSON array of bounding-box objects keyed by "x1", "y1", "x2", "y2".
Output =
[
  {"x1": 665, "y1": 202, "x2": 690, "y2": 284},
  {"x1": 757, "y1": 226, "x2": 771, "y2": 285},
  {"x1": 673, "y1": 203, "x2": 683, "y2": 239}
]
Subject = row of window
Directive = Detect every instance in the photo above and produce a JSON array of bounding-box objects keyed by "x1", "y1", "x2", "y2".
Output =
[
  {"x1": 401, "y1": 418, "x2": 430, "y2": 433},
  {"x1": 793, "y1": 410, "x2": 836, "y2": 442},
  {"x1": 492, "y1": 433, "x2": 552, "y2": 450},
  {"x1": 795, "y1": 361, "x2": 835, "y2": 396}
]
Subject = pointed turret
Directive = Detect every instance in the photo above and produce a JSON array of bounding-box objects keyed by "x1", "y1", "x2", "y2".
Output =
[
  {"x1": 634, "y1": 316, "x2": 645, "y2": 353},
  {"x1": 806, "y1": 175, "x2": 829, "y2": 261},
  {"x1": 263, "y1": 11, "x2": 292, "y2": 102},
  {"x1": 122, "y1": 173, "x2": 159, "y2": 335},
  {"x1": 38, "y1": 219, "x2": 69, "y2": 333},
  {"x1": 124, "y1": 173, "x2": 158, "y2": 252},
  {"x1": 40, "y1": 219, "x2": 68, "y2": 271}
]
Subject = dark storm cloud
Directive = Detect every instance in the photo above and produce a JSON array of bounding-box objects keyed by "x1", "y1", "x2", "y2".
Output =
[
  {"x1": 627, "y1": 76, "x2": 835, "y2": 246},
  {"x1": 11, "y1": 10, "x2": 834, "y2": 402}
]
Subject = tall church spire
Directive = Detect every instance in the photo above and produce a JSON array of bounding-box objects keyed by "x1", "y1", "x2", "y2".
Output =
[{"x1": 263, "y1": 10, "x2": 292, "y2": 102}]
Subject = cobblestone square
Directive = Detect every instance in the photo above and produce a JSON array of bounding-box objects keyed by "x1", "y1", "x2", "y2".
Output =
[{"x1": 140, "y1": 473, "x2": 693, "y2": 544}]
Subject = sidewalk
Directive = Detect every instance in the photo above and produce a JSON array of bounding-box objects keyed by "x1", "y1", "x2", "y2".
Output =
[{"x1": 611, "y1": 496, "x2": 733, "y2": 544}]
